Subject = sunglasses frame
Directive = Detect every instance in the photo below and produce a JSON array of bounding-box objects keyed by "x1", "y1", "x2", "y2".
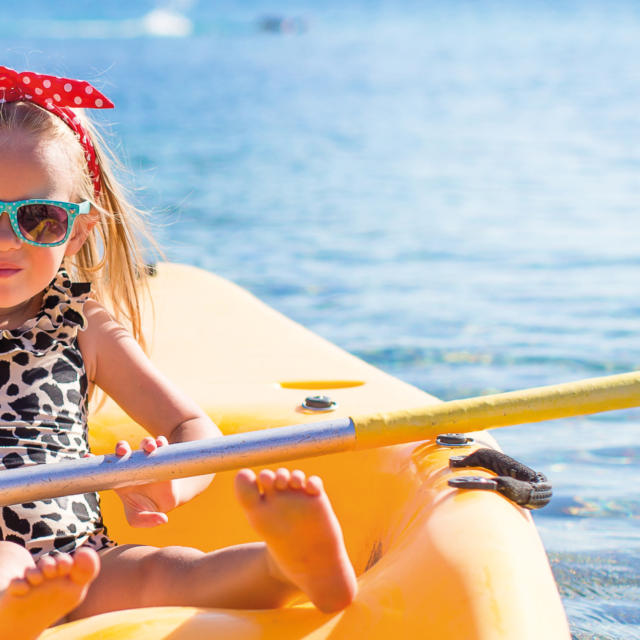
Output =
[{"x1": 0, "y1": 199, "x2": 92, "y2": 247}]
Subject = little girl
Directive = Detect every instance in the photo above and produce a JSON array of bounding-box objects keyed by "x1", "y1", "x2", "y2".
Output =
[{"x1": 0, "y1": 65, "x2": 357, "y2": 639}]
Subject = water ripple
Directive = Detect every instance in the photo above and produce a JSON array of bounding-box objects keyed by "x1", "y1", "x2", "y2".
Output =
[
  {"x1": 551, "y1": 551, "x2": 640, "y2": 639},
  {"x1": 545, "y1": 496, "x2": 640, "y2": 520}
]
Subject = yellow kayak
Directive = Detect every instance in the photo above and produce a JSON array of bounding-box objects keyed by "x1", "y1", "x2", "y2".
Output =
[{"x1": 43, "y1": 262, "x2": 569, "y2": 639}]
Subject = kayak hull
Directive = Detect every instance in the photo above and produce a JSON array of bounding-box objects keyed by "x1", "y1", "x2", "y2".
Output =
[{"x1": 41, "y1": 263, "x2": 569, "y2": 639}]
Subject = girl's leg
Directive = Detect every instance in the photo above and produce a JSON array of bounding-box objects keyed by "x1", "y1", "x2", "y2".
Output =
[
  {"x1": 0, "y1": 541, "x2": 100, "y2": 640},
  {"x1": 235, "y1": 468, "x2": 357, "y2": 612},
  {"x1": 70, "y1": 540, "x2": 299, "y2": 618},
  {"x1": 70, "y1": 468, "x2": 356, "y2": 619}
]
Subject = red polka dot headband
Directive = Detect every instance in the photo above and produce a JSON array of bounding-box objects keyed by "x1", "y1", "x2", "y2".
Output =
[{"x1": 0, "y1": 65, "x2": 114, "y2": 197}]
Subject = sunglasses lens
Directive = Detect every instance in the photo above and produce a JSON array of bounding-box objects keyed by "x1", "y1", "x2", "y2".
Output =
[{"x1": 17, "y1": 204, "x2": 68, "y2": 245}]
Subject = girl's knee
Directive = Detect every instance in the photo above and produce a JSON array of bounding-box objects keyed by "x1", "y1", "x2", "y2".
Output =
[
  {"x1": 140, "y1": 546, "x2": 203, "y2": 580},
  {"x1": 0, "y1": 542, "x2": 34, "y2": 564},
  {"x1": 137, "y1": 546, "x2": 204, "y2": 606},
  {"x1": 0, "y1": 542, "x2": 35, "y2": 588}
]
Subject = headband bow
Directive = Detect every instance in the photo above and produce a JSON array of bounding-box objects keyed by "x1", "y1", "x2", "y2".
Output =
[{"x1": 0, "y1": 65, "x2": 114, "y2": 197}]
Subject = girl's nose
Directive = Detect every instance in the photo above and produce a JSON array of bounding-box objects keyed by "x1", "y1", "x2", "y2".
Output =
[{"x1": 0, "y1": 212, "x2": 21, "y2": 251}]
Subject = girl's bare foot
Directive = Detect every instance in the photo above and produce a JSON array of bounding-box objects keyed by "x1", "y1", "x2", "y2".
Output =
[
  {"x1": 235, "y1": 467, "x2": 357, "y2": 612},
  {"x1": 0, "y1": 547, "x2": 100, "y2": 640}
]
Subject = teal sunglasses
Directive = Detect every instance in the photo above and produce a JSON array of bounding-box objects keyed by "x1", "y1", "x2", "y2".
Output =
[{"x1": 0, "y1": 199, "x2": 91, "y2": 247}]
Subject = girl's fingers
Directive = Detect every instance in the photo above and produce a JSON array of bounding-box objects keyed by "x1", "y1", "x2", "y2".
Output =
[
  {"x1": 140, "y1": 437, "x2": 156, "y2": 453},
  {"x1": 115, "y1": 440, "x2": 132, "y2": 457},
  {"x1": 141, "y1": 436, "x2": 168, "y2": 453},
  {"x1": 118, "y1": 437, "x2": 169, "y2": 457},
  {"x1": 129, "y1": 511, "x2": 169, "y2": 528}
]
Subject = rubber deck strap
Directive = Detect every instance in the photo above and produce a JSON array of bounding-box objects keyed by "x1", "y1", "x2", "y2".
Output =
[{"x1": 451, "y1": 448, "x2": 552, "y2": 509}]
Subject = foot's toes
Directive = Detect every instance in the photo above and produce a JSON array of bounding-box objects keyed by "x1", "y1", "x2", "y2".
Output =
[
  {"x1": 305, "y1": 475, "x2": 323, "y2": 496},
  {"x1": 0, "y1": 548, "x2": 99, "y2": 640},
  {"x1": 69, "y1": 548, "x2": 100, "y2": 585},
  {"x1": 36, "y1": 556, "x2": 58, "y2": 580},
  {"x1": 7, "y1": 578, "x2": 29, "y2": 597},
  {"x1": 289, "y1": 470, "x2": 306, "y2": 490},
  {"x1": 54, "y1": 553, "x2": 73, "y2": 578},
  {"x1": 235, "y1": 469, "x2": 262, "y2": 509},
  {"x1": 258, "y1": 469, "x2": 276, "y2": 495},
  {"x1": 274, "y1": 468, "x2": 291, "y2": 490},
  {"x1": 24, "y1": 566, "x2": 44, "y2": 588}
]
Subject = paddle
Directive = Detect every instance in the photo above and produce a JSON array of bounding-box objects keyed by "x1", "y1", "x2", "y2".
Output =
[{"x1": 0, "y1": 371, "x2": 638, "y2": 506}]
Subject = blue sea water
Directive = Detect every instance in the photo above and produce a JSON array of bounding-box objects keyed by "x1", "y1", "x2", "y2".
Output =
[{"x1": 2, "y1": 2, "x2": 640, "y2": 637}]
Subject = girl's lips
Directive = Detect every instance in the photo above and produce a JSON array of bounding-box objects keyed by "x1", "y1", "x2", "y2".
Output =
[{"x1": 0, "y1": 267, "x2": 22, "y2": 278}]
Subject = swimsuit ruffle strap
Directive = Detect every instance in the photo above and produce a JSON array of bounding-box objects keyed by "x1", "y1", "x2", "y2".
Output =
[
  {"x1": 0, "y1": 268, "x2": 92, "y2": 356},
  {"x1": 41, "y1": 269, "x2": 91, "y2": 331}
]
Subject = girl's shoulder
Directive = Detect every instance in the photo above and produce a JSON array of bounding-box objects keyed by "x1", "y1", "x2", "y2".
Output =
[{"x1": 77, "y1": 298, "x2": 142, "y2": 386}]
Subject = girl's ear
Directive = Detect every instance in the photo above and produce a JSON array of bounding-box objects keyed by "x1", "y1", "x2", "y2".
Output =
[{"x1": 64, "y1": 211, "x2": 98, "y2": 257}]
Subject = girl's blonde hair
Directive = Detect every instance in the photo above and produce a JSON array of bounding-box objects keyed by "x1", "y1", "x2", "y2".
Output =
[{"x1": 0, "y1": 100, "x2": 159, "y2": 351}]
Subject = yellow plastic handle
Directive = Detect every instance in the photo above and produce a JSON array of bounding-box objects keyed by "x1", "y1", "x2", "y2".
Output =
[{"x1": 353, "y1": 371, "x2": 640, "y2": 449}]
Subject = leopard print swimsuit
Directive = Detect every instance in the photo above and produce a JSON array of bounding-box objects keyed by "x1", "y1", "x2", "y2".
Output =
[{"x1": 0, "y1": 269, "x2": 115, "y2": 559}]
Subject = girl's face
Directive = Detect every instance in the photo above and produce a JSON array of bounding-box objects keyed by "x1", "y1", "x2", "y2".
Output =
[{"x1": 0, "y1": 129, "x2": 91, "y2": 320}]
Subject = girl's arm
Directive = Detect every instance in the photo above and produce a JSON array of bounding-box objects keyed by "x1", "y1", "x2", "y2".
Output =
[{"x1": 79, "y1": 299, "x2": 222, "y2": 525}]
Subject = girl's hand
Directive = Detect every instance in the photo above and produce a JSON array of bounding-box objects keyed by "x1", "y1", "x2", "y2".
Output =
[{"x1": 113, "y1": 436, "x2": 181, "y2": 528}]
